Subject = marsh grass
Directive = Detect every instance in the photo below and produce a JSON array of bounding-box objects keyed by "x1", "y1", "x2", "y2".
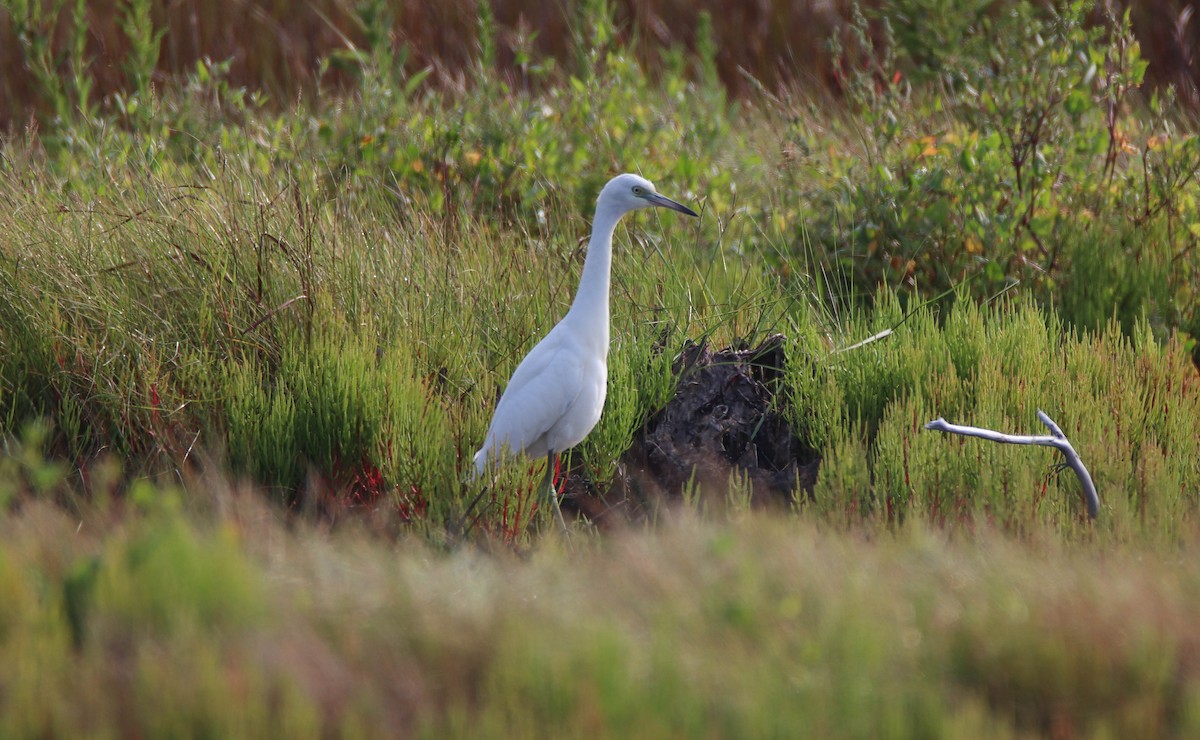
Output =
[
  {"x1": 0, "y1": 470, "x2": 1198, "y2": 737},
  {"x1": 1, "y1": 0, "x2": 1199, "y2": 539},
  {"x1": 14, "y1": 140, "x2": 1192, "y2": 541},
  {"x1": 0, "y1": 2, "x2": 1199, "y2": 733},
  {"x1": 10, "y1": 150, "x2": 1195, "y2": 546}
]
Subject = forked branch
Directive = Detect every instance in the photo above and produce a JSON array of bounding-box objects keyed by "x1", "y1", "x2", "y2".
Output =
[{"x1": 924, "y1": 410, "x2": 1099, "y2": 519}]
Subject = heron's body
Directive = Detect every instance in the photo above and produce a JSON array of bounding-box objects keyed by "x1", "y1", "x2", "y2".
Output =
[
  {"x1": 477, "y1": 318, "x2": 608, "y2": 466},
  {"x1": 472, "y1": 174, "x2": 697, "y2": 527}
]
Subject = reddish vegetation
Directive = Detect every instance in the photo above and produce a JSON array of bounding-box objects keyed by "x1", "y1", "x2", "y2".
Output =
[{"x1": 2, "y1": 1, "x2": 1199, "y2": 129}]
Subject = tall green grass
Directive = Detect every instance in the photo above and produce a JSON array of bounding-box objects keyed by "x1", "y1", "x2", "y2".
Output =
[
  {"x1": 1, "y1": 0, "x2": 1198, "y2": 538},
  {"x1": 797, "y1": 296, "x2": 1199, "y2": 539},
  {"x1": 2, "y1": 147, "x2": 1196, "y2": 539}
]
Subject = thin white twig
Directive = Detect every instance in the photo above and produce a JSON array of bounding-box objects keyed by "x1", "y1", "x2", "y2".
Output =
[
  {"x1": 834, "y1": 327, "x2": 894, "y2": 354},
  {"x1": 924, "y1": 410, "x2": 1100, "y2": 520}
]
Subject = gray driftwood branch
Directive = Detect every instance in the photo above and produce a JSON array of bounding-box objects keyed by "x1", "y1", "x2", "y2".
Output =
[{"x1": 924, "y1": 410, "x2": 1100, "y2": 520}]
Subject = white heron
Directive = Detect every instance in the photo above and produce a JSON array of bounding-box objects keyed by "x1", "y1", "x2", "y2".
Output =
[{"x1": 473, "y1": 173, "x2": 699, "y2": 530}]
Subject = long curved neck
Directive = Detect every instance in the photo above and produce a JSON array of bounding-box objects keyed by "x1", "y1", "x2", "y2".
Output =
[{"x1": 564, "y1": 202, "x2": 622, "y2": 353}]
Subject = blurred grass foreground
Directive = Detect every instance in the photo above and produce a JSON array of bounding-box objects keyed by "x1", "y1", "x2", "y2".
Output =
[{"x1": 1, "y1": 0, "x2": 1199, "y2": 736}]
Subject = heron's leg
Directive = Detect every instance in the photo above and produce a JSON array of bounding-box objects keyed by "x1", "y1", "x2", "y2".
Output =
[{"x1": 542, "y1": 451, "x2": 568, "y2": 534}]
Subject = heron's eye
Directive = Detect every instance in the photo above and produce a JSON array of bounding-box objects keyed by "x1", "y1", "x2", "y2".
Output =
[{"x1": 632, "y1": 186, "x2": 644, "y2": 196}]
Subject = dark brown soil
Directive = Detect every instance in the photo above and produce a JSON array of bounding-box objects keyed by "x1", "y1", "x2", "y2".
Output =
[{"x1": 564, "y1": 334, "x2": 820, "y2": 526}]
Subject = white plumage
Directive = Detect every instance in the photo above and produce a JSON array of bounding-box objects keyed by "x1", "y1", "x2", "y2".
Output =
[{"x1": 473, "y1": 173, "x2": 698, "y2": 528}]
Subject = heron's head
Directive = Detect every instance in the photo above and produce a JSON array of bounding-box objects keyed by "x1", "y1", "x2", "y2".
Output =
[{"x1": 599, "y1": 173, "x2": 699, "y2": 218}]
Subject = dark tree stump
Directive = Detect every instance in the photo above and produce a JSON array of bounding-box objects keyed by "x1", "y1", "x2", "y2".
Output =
[{"x1": 565, "y1": 333, "x2": 821, "y2": 526}]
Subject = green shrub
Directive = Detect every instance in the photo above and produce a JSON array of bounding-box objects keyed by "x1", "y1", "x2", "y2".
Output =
[{"x1": 799, "y1": 2, "x2": 1197, "y2": 338}]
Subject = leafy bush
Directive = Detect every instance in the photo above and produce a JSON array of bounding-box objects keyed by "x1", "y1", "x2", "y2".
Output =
[{"x1": 800, "y1": 1, "x2": 1197, "y2": 339}]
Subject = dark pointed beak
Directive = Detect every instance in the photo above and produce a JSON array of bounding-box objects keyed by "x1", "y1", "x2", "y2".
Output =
[{"x1": 645, "y1": 191, "x2": 699, "y2": 217}]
